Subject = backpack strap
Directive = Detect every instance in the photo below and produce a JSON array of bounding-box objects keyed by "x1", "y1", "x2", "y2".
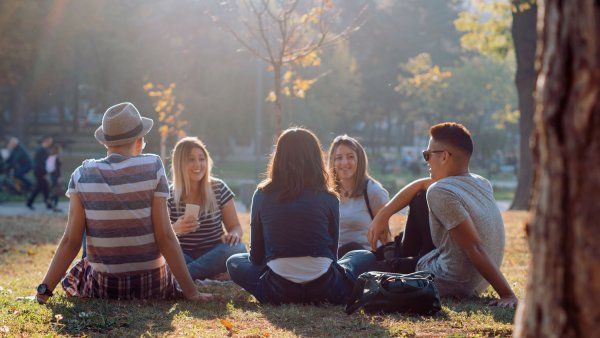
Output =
[
  {"x1": 363, "y1": 179, "x2": 374, "y2": 220},
  {"x1": 345, "y1": 274, "x2": 370, "y2": 315}
]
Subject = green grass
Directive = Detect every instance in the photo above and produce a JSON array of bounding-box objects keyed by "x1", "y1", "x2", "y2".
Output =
[{"x1": 0, "y1": 211, "x2": 529, "y2": 337}]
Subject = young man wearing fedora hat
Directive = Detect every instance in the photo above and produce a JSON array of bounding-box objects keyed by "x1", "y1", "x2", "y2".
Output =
[{"x1": 36, "y1": 102, "x2": 211, "y2": 302}]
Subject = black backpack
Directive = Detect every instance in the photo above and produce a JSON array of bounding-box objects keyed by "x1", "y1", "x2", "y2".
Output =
[{"x1": 345, "y1": 271, "x2": 441, "y2": 315}]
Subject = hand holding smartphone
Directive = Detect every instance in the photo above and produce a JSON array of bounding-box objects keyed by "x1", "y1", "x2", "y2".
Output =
[{"x1": 184, "y1": 203, "x2": 200, "y2": 221}]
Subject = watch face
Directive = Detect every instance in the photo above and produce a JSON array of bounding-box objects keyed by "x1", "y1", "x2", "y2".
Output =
[{"x1": 37, "y1": 284, "x2": 47, "y2": 294}]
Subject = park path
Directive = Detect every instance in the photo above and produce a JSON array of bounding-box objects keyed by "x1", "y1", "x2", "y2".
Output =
[
  {"x1": 0, "y1": 200, "x2": 249, "y2": 217},
  {"x1": 0, "y1": 200, "x2": 509, "y2": 217}
]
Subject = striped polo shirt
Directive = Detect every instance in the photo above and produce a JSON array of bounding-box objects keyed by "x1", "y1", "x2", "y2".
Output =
[
  {"x1": 167, "y1": 178, "x2": 234, "y2": 257},
  {"x1": 67, "y1": 153, "x2": 170, "y2": 275}
]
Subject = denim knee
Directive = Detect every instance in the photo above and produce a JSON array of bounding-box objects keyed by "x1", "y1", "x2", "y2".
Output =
[
  {"x1": 226, "y1": 253, "x2": 250, "y2": 279},
  {"x1": 224, "y1": 242, "x2": 247, "y2": 257}
]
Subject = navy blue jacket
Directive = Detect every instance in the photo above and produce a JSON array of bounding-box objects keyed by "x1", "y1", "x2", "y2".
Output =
[
  {"x1": 249, "y1": 188, "x2": 340, "y2": 266},
  {"x1": 7, "y1": 144, "x2": 32, "y2": 172}
]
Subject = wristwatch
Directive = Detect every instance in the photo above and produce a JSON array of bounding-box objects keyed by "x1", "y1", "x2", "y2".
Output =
[{"x1": 36, "y1": 283, "x2": 53, "y2": 297}]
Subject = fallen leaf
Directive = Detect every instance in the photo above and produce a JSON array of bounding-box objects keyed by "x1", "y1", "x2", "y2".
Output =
[
  {"x1": 220, "y1": 319, "x2": 234, "y2": 331},
  {"x1": 219, "y1": 318, "x2": 238, "y2": 335},
  {"x1": 0, "y1": 326, "x2": 9, "y2": 333}
]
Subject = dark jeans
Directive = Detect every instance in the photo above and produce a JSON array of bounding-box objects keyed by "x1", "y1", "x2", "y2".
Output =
[
  {"x1": 379, "y1": 191, "x2": 435, "y2": 274},
  {"x1": 48, "y1": 176, "x2": 59, "y2": 208},
  {"x1": 226, "y1": 250, "x2": 376, "y2": 305},
  {"x1": 27, "y1": 175, "x2": 49, "y2": 207},
  {"x1": 81, "y1": 232, "x2": 87, "y2": 258}
]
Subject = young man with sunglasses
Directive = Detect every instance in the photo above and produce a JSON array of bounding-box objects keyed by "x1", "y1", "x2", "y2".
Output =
[{"x1": 367, "y1": 122, "x2": 517, "y2": 308}]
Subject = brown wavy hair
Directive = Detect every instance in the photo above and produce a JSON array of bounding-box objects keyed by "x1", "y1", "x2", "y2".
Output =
[
  {"x1": 327, "y1": 135, "x2": 372, "y2": 198},
  {"x1": 258, "y1": 127, "x2": 336, "y2": 201}
]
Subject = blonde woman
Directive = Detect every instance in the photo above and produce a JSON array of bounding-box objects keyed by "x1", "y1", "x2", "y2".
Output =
[
  {"x1": 168, "y1": 137, "x2": 246, "y2": 280},
  {"x1": 327, "y1": 135, "x2": 389, "y2": 257}
]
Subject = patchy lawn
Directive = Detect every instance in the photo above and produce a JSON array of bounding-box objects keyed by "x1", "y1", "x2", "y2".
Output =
[{"x1": 0, "y1": 211, "x2": 529, "y2": 337}]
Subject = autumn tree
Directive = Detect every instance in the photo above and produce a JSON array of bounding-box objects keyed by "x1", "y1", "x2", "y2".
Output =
[
  {"x1": 455, "y1": 0, "x2": 537, "y2": 209},
  {"x1": 144, "y1": 83, "x2": 187, "y2": 160},
  {"x1": 395, "y1": 53, "x2": 519, "y2": 175},
  {"x1": 213, "y1": 0, "x2": 365, "y2": 137},
  {"x1": 339, "y1": 0, "x2": 461, "y2": 149},
  {"x1": 513, "y1": 0, "x2": 600, "y2": 336}
]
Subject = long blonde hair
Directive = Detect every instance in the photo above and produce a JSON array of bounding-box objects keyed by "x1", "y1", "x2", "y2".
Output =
[{"x1": 171, "y1": 137, "x2": 218, "y2": 214}]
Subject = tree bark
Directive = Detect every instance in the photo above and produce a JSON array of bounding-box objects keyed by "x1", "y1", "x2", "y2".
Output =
[
  {"x1": 514, "y1": 0, "x2": 600, "y2": 337},
  {"x1": 510, "y1": 2, "x2": 537, "y2": 210}
]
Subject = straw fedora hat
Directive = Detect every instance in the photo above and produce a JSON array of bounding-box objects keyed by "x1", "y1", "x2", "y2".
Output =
[{"x1": 94, "y1": 102, "x2": 154, "y2": 146}]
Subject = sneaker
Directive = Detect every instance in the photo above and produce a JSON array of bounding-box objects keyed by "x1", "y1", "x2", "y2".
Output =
[
  {"x1": 52, "y1": 208, "x2": 63, "y2": 213},
  {"x1": 26, "y1": 204, "x2": 35, "y2": 210}
]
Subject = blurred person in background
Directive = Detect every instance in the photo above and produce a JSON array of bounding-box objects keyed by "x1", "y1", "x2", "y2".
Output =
[
  {"x1": 27, "y1": 136, "x2": 54, "y2": 209},
  {"x1": 46, "y1": 144, "x2": 63, "y2": 212},
  {"x1": 5, "y1": 137, "x2": 33, "y2": 192}
]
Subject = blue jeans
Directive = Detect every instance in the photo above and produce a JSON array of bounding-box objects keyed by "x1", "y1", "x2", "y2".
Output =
[
  {"x1": 183, "y1": 242, "x2": 247, "y2": 280},
  {"x1": 81, "y1": 232, "x2": 87, "y2": 258},
  {"x1": 226, "y1": 250, "x2": 376, "y2": 305}
]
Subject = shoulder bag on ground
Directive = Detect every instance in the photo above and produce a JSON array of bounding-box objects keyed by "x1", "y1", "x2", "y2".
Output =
[{"x1": 345, "y1": 271, "x2": 441, "y2": 315}]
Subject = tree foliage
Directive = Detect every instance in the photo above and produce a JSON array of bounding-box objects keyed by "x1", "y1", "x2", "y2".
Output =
[
  {"x1": 395, "y1": 53, "x2": 518, "y2": 173},
  {"x1": 0, "y1": 0, "x2": 522, "y2": 177},
  {"x1": 144, "y1": 82, "x2": 187, "y2": 159},
  {"x1": 213, "y1": 0, "x2": 365, "y2": 137}
]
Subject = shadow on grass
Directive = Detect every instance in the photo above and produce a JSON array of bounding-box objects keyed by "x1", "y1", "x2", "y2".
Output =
[
  {"x1": 217, "y1": 284, "x2": 391, "y2": 337},
  {"x1": 252, "y1": 303, "x2": 393, "y2": 337},
  {"x1": 46, "y1": 295, "x2": 229, "y2": 336},
  {"x1": 222, "y1": 287, "x2": 514, "y2": 337},
  {"x1": 442, "y1": 296, "x2": 516, "y2": 324}
]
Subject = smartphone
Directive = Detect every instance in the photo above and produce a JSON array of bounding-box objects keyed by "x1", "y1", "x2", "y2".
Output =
[{"x1": 184, "y1": 203, "x2": 200, "y2": 221}]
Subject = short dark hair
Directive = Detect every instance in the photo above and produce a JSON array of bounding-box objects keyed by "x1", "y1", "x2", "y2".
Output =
[{"x1": 429, "y1": 122, "x2": 473, "y2": 157}]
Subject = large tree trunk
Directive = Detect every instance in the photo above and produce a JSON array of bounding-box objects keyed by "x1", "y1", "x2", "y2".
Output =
[
  {"x1": 513, "y1": 0, "x2": 600, "y2": 337},
  {"x1": 510, "y1": 2, "x2": 537, "y2": 210}
]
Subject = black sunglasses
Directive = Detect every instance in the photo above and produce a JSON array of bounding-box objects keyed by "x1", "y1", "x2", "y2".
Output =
[{"x1": 422, "y1": 150, "x2": 449, "y2": 162}]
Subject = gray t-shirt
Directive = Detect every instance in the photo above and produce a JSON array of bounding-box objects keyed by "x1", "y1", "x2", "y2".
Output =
[
  {"x1": 416, "y1": 173, "x2": 505, "y2": 297},
  {"x1": 339, "y1": 180, "x2": 389, "y2": 249}
]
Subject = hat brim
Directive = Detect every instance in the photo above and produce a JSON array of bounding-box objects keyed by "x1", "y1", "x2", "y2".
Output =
[{"x1": 94, "y1": 117, "x2": 154, "y2": 146}]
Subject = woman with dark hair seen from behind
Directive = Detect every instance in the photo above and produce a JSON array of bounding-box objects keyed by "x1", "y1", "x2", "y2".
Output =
[
  {"x1": 327, "y1": 135, "x2": 389, "y2": 257},
  {"x1": 226, "y1": 127, "x2": 375, "y2": 305}
]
